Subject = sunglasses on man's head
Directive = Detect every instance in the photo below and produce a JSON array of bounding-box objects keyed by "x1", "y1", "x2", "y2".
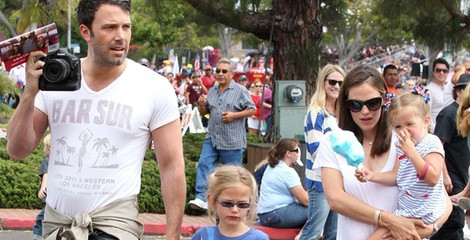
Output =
[
  {"x1": 215, "y1": 69, "x2": 230, "y2": 74},
  {"x1": 217, "y1": 200, "x2": 251, "y2": 209},
  {"x1": 326, "y1": 79, "x2": 343, "y2": 87},
  {"x1": 346, "y1": 97, "x2": 382, "y2": 113},
  {"x1": 434, "y1": 68, "x2": 449, "y2": 74}
]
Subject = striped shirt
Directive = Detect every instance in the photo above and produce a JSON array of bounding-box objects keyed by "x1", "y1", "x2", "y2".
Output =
[
  {"x1": 205, "y1": 80, "x2": 256, "y2": 150},
  {"x1": 304, "y1": 109, "x2": 333, "y2": 189},
  {"x1": 396, "y1": 134, "x2": 446, "y2": 224}
]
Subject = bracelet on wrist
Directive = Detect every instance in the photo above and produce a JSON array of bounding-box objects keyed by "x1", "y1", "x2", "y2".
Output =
[
  {"x1": 417, "y1": 161, "x2": 430, "y2": 180},
  {"x1": 374, "y1": 209, "x2": 382, "y2": 226}
]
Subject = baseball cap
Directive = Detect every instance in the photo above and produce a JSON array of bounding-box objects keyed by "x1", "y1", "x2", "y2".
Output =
[
  {"x1": 454, "y1": 74, "x2": 470, "y2": 89},
  {"x1": 238, "y1": 75, "x2": 248, "y2": 82},
  {"x1": 138, "y1": 58, "x2": 149, "y2": 67}
]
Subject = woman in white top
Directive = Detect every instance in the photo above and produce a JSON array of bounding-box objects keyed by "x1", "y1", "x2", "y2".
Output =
[{"x1": 318, "y1": 65, "x2": 451, "y2": 240}]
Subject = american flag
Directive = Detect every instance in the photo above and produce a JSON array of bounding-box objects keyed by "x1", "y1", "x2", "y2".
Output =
[{"x1": 194, "y1": 53, "x2": 201, "y2": 75}]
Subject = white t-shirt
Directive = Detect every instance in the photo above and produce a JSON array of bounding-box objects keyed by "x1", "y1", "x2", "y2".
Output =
[
  {"x1": 35, "y1": 59, "x2": 179, "y2": 216},
  {"x1": 426, "y1": 81, "x2": 447, "y2": 132},
  {"x1": 318, "y1": 133, "x2": 399, "y2": 240}
]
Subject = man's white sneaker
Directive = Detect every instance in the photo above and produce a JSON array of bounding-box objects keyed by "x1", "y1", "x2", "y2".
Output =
[{"x1": 188, "y1": 198, "x2": 207, "y2": 210}]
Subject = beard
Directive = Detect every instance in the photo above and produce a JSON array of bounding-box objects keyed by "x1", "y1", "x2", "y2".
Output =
[{"x1": 89, "y1": 35, "x2": 128, "y2": 67}]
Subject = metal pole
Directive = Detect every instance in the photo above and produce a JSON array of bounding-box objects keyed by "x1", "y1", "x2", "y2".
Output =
[{"x1": 67, "y1": 0, "x2": 71, "y2": 49}]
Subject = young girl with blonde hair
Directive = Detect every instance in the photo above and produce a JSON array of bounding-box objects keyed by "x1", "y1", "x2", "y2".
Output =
[{"x1": 191, "y1": 165, "x2": 268, "y2": 240}]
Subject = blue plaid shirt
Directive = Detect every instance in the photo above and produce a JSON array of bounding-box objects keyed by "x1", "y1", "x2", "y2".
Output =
[{"x1": 205, "y1": 80, "x2": 256, "y2": 150}]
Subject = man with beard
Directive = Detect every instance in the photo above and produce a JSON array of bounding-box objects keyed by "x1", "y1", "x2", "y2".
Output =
[{"x1": 6, "y1": 0, "x2": 186, "y2": 239}]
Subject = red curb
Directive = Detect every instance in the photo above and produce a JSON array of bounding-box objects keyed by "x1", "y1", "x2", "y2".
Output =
[
  {"x1": 0, "y1": 213, "x2": 301, "y2": 239},
  {"x1": 0, "y1": 217, "x2": 200, "y2": 236},
  {"x1": 143, "y1": 223, "x2": 197, "y2": 236},
  {"x1": 2, "y1": 218, "x2": 35, "y2": 229}
]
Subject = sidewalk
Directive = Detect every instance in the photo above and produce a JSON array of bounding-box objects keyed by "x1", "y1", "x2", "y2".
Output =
[
  {"x1": 0, "y1": 208, "x2": 302, "y2": 239},
  {"x1": 0, "y1": 208, "x2": 213, "y2": 236}
]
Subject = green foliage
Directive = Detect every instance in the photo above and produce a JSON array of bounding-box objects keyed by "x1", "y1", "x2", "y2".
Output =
[
  {"x1": 182, "y1": 133, "x2": 205, "y2": 161},
  {"x1": 138, "y1": 159, "x2": 163, "y2": 212},
  {"x1": 132, "y1": 0, "x2": 220, "y2": 60},
  {"x1": 374, "y1": 0, "x2": 468, "y2": 51},
  {"x1": 0, "y1": 132, "x2": 204, "y2": 213},
  {"x1": 0, "y1": 138, "x2": 45, "y2": 209},
  {"x1": 17, "y1": 3, "x2": 48, "y2": 33},
  {"x1": 0, "y1": 121, "x2": 262, "y2": 213},
  {"x1": 0, "y1": 74, "x2": 19, "y2": 123}
]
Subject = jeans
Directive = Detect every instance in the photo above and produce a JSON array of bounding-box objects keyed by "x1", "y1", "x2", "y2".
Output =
[
  {"x1": 299, "y1": 184, "x2": 337, "y2": 240},
  {"x1": 33, "y1": 207, "x2": 45, "y2": 236},
  {"x1": 258, "y1": 202, "x2": 308, "y2": 228},
  {"x1": 194, "y1": 138, "x2": 245, "y2": 201},
  {"x1": 430, "y1": 205, "x2": 464, "y2": 240},
  {"x1": 88, "y1": 229, "x2": 118, "y2": 240}
]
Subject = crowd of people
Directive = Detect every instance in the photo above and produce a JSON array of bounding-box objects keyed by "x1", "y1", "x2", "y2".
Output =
[
  {"x1": 188, "y1": 53, "x2": 470, "y2": 240},
  {"x1": 3, "y1": 0, "x2": 470, "y2": 239}
]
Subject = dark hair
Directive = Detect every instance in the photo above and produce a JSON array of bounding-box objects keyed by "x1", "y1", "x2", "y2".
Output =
[
  {"x1": 383, "y1": 64, "x2": 398, "y2": 76},
  {"x1": 267, "y1": 138, "x2": 299, "y2": 167},
  {"x1": 76, "y1": 0, "x2": 131, "y2": 30},
  {"x1": 337, "y1": 65, "x2": 391, "y2": 157},
  {"x1": 432, "y1": 58, "x2": 449, "y2": 71}
]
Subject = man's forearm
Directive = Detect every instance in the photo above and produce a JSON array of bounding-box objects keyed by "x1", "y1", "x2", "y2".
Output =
[
  {"x1": 160, "y1": 165, "x2": 186, "y2": 239},
  {"x1": 198, "y1": 104, "x2": 207, "y2": 115},
  {"x1": 234, "y1": 108, "x2": 256, "y2": 119},
  {"x1": 7, "y1": 92, "x2": 43, "y2": 159}
]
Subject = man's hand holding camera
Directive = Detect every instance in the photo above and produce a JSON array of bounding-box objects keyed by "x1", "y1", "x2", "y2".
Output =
[
  {"x1": 24, "y1": 51, "x2": 47, "y2": 95},
  {"x1": 25, "y1": 48, "x2": 81, "y2": 93}
]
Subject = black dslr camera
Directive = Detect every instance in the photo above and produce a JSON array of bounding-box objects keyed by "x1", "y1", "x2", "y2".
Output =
[{"x1": 39, "y1": 48, "x2": 81, "y2": 91}]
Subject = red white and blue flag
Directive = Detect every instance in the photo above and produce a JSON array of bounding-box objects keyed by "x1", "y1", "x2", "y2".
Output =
[{"x1": 194, "y1": 53, "x2": 201, "y2": 75}]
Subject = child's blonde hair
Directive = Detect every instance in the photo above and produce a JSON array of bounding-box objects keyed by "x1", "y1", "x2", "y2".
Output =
[
  {"x1": 207, "y1": 165, "x2": 258, "y2": 225},
  {"x1": 387, "y1": 91, "x2": 430, "y2": 129},
  {"x1": 43, "y1": 134, "x2": 51, "y2": 153},
  {"x1": 457, "y1": 84, "x2": 470, "y2": 136}
]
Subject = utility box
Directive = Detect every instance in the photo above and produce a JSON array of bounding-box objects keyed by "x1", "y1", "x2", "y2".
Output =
[{"x1": 274, "y1": 80, "x2": 307, "y2": 140}]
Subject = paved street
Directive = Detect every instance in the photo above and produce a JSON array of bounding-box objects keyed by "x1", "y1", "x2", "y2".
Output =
[
  {"x1": 0, "y1": 230, "x2": 192, "y2": 239},
  {"x1": 1, "y1": 228, "x2": 469, "y2": 240}
]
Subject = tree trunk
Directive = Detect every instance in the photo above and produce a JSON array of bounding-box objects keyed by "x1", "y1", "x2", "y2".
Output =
[
  {"x1": 182, "y1": 0, "x2": 323, "y2": 142},
  {"x1": 272, "y1": 0, "x2": 322, "y2": 100}
]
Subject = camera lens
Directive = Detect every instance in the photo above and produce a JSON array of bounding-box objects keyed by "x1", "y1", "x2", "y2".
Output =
[{"x1": 43, "y1": 58, "x2": 70, "y2": 83}]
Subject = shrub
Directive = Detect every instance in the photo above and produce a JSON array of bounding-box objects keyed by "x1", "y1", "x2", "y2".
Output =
[
  {"x1": 0, "y1": 134, "x2": 203, "y2": 213},
  {"x1": 0, "y1": 131, "x2": 262, "y2": 213}
]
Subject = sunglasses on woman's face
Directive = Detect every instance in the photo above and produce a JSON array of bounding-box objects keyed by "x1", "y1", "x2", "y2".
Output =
[
  {"x1": 288, "y1": 147, "x2": 300, "y2": 153},
  {"x1": 326, "y1": 79, "x2": 343, "y2": 87},
  {"x1": 346, "y1": 97, "x2": 382, "y2": 112},
  {"x1": 217, "y1": 200, "x2": 251, "y2": 209}
]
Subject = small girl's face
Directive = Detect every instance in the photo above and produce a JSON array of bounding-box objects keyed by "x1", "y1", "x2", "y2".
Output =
[
  {"x1": 391, "y1": 106, "x2": 430, "y2": 145},
  {"x1": 213, "y1": 186, "x2": 251, "y2": 228}
]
